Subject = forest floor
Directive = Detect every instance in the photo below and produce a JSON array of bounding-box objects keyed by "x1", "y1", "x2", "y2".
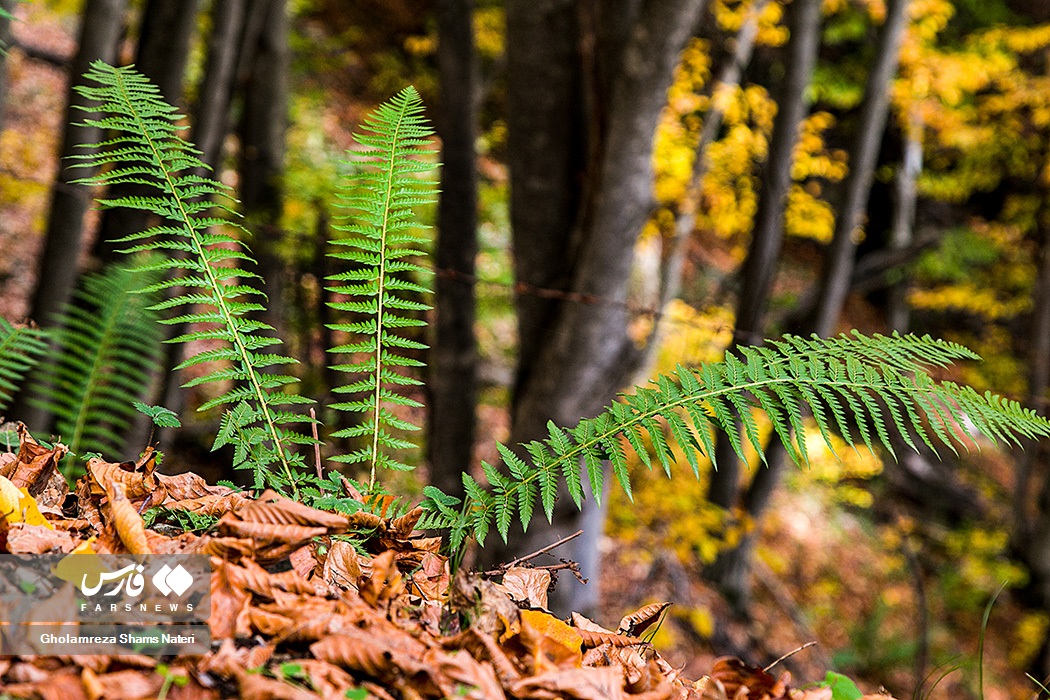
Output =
[{"x1": 0, "y1": 5, "x2": 1044, "y2": 699}]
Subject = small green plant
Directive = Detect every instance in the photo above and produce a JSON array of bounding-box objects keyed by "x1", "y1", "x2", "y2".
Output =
[
  {"x1": 0, "y1": 61, "x2": 1046, "y2": 561},
  {"x1": 0, "y1": 318, "x2": 47, "y2": 414},
  {"x1": 27, "y1": 262, "x2": 163, "y2": 471}
]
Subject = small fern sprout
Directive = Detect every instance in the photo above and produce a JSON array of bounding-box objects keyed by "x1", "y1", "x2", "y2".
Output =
[
  {"x1": 0, "y1": 319, "x2": 48, "y2": 413},
  {"x1": 419, "y1": 332, "x2": 1050, "y2": 551},
  {"x1": 72, "y1": 61, "x2": 315, "y2": 497},
  {"x1": 326, "y1": 86, "x2": 437, "y2": 489}
]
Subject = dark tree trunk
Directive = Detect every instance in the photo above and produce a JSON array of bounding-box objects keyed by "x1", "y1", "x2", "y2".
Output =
[
  {"x1": 0, "y1": 0, "x2": 14, "y2": 132},
  {"x1": 497, "y1": 0, "x2": 708, "y2": 616},
  {"x1": 28, "y1": 0, "x2": 128, "y2": 331},
  {"x1": 92, "y1": 0, "x2": 201, "y2": 260},
  {"x1": 154, "y1": 0, "x2": 252, "y2": 450},
  {"x1": 706, "y1": 0, "x2": 823, "y2": 516},
  {"x1": 810, "y1": 0, "x2": 910, "y2": 337},
  {"x1": 505, "y1": 0, "x2": 587, "y2": 414},
  {"x1": 238, "y1": 0, "x2": 290, "y2": 339},
  {"x1": 428, "y1": 0, "x2": 479, "y2": 500}
]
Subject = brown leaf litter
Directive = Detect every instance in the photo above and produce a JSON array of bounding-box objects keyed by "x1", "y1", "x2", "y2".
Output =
[{"x1": 0, "y1": 427, "x2": 897, "y2": 699}]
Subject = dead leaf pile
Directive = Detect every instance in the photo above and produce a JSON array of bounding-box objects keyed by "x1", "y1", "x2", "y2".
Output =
[{"x1": 0, "y1": 428, "x2": 897, "y2": 700}]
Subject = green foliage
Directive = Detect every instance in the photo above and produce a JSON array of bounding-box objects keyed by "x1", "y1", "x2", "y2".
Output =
[
  {"x1": 419, "y1": 332, "x2": 1050, "y2": 550},
  {"x1": 73, "y1": 61, "x2": 315, "y2": 497},
  {"x1": 0, "y1": 318, "x2": 47, "y2": 414},
  {"x1": 326, "y1": 86, "x2": 437, "y2": 485},
  {"x1": 133, "y1": 401, "x2": 181, "y2": 428},
  {"x1": 820, "y1": 671, "x2": 863, "y2": 700},
  {"x1": 27, "y1": 263, "x2": 162, "y2": 468}
]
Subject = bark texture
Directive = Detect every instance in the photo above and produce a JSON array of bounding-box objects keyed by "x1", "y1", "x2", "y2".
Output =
[
  {"x1": 428, "y1": 0, "x2": 479, "y2": 500},
  {"x1": 0, "y1": 0, "x2": 14, "y2": 133},
  {"x1": 498, "y1": 0, "x2": 708, "y2": 615},
  {"x1": 28, "y1": 0, "x2": 128, "y2": 333},
  {"x1": 706, "y1": 0, "x2": 823, "y2": 516},
  {"x1": 238, "y1": 0, "x2": 290, "y2": 339}
]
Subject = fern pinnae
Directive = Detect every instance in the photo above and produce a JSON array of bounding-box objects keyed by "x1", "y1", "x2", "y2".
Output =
[
  {"x1": 0, "y1": 319, "x2": 48, "y2": 413},
  {"x1": 327, "y1": 86, "x2": 437, "y2": 488},
  {"x1": 73, "y1": 62, "x2": 311, "y2": 496},
  {"x1": 419, "y1": 333, "x2": 1050, "y2": 545},
  {"x1": 27, "y1": 263, "x2": 163, "y2": 468}
]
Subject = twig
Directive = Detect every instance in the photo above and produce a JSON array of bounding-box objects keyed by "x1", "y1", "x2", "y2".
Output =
[
  {"x1": 310, "y1": 407, "x2": 323, "y2": 481},
  {"x1": 495, "y1": 529, "x2": 584, "y2": 571},
  {"x1": 763, "y1": 641, "x2": 818, "y2": 672}
]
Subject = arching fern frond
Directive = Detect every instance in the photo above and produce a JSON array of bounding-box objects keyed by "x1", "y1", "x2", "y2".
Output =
[
  {"x1": 27, "y1": 263, "x2": 162, "y2": 472},
  {"x1": 72, "y1": 61, "x2": 313, "y2": 497},
  {"x1": 419, "y1": 332, "x2": 1050, "y2": 549},
  {"x1": 0, "y1": 319, "x2": 48, "y2": 414},
  {"x1": 327, "y1": 86, "x2": 437, "y2": 487}
]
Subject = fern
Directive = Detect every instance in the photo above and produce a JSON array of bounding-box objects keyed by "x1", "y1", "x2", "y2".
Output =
[
  {"x1": 72, "y1": 61, "x2": 314, "y2": 497},
  {"x1": 27, "y1": 263, "x2": 162, "y2": 470},
  {"x1": 326, "y1": 86, "x2": 437, "y2": 487},
  {"x1": 0, "y1": 318, "x2": 48, "y2": 413},
  {"x1": 418, "y1": 332, "x2": 1050, "y2": 550}
]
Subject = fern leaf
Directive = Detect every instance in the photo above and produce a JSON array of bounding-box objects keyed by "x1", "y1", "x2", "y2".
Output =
[
  {"x1": 27, "y1": 263, "x2": 162, "y2": 470},
  {"x1": 326, "y1": 86, "x2": 437, "y2": 487},
  {"x1": 73, "y1": 61, "x2": 313, "y2": 497},
  {"x1": 0, "y1": 319, "x2": 48, "y2": 413},
  {"x1": 420, "y1": 333, "x2": 1050, "y2": 545}
]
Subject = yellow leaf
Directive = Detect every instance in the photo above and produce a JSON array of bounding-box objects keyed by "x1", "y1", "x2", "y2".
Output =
[
  {"x1": 0, "y1": 475, "x2": 22, "y2": 522},
  {"x1": 52, "y1": 537, "x2": 107, "y2": 588},
  {"x1": 519, "y1": 609, "x2": 583, "y2": 653},
  {"x1": 17, "y1": 488, "x2": 53, "y2": 529}
]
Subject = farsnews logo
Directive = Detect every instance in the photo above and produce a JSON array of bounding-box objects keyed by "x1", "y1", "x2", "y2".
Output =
[
  {"x1": 152, "y1": 564, "x2": 193, "y2": 597},
  {"x1": 78, "y1": 563, "x2": 193, "y2": 598}
]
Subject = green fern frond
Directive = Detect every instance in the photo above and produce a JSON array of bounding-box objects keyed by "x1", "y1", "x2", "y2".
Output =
[
  {"x1": 0, "y1": 319, "x2": 48, "y2": 413},
  {"x1": 326, "y1": 86, "x2": 437, "y2": 487},
  {"x1": 72, "y1": 61, "x2": 313, "y2": 497},
  {"x1": 27, "y1": 263, "x2": 163, "y2": 471},
  {"x1": 419, "y1": 332, "x2": 1050, "y2": 549}
]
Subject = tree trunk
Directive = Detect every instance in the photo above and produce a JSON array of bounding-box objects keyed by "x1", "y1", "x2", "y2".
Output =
[
  {"x1": 28, "y1": 0, "x2": 128, "y2": 330},
  {"x1": 497, "y1": 0, "x2": 708, "y2": 616},
  {"x1": 888, "y1": 113, "x2": 922, "y2": 334},
  {"x1": 153, "y1": 0, "x2": 252, "y2": 450},
  {"x1": 712, "y1": 0, "x2": 916, "y2": 611},
  {"x1": 0, "y1": 0, "x2": 15, "y2": 133},
  {"x1": 660, "y1": 0, "x2": 769, "y2": 307},
  {"x1": 1019, "y1": 202, "x2": 1050, "y2": 685},
  {"x1": 706, "y1": 0, "x2": 823, "y2": 517},
  {"x1": 810, "y1": 0, "x2": 911, "y2": 337},
  {"x1": 92, "y1": 0, "x2": 201, "y2": 260},
  {"x1": 428, "y1": 0, "x2": 479, "y2": 500},
  {"x1": 238, "y1": 0, "x2": 290, "y2": 340}
]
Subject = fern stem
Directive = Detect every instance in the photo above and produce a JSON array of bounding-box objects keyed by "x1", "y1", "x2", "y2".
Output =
[
  {"x1": 109, "y1": 69, "x2": 301, "y2": 498},
  {"x1": 67, "y1": 292, "x2": 124, "y2": 460}
]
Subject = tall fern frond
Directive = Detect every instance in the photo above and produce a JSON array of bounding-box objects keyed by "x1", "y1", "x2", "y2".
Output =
[
  {"x1": 0, "y1": 319, "x2": 48, "y2": 413},
  {"x1": 327, "y1": 86, "x2": 437, "y2": 487},
  {"x1": 27, "y1": 263, "x2": 162, "y2": 470},
  {"x1": 419, "y1": 332, "x2": 1050, "y2": 549},
  {"x1": 72, "y1": 61, "x2": 314, "y2": 497}
]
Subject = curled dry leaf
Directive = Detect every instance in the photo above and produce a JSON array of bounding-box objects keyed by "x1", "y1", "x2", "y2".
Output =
[
  {"x1": 509, "y1": 665, "x2": 627, "y2": 700},
  {"x1": 6, "y1": 424, "x2": 67, "y2": 495},
  {"x1": 210, "y1": 559, "x2": 252, "y2": 639},
  {"x1": 322, "y1": 539, "x2": 371, "y2": 589},
  {"x1": 618, "y1": 602, "x2": 671, "y2": 637},
  {"x1": 85, "y1": 453, "x2": 158, "y2": 502},
  {"x1": 359, "y1": 550, "x2": 403, "y2": 607},
  {"x1": 235, "y1": 489, "x2": 349, "y2": 532},
  {"x1": 237, "y1": 669, "x2": 319, "y2": 700},
  {"x1": 103, "y1": 481, "x2": 151, "y2": 555},
  {"x1": 6, "y1": 522, "x2": 75, "y2": 553}
]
